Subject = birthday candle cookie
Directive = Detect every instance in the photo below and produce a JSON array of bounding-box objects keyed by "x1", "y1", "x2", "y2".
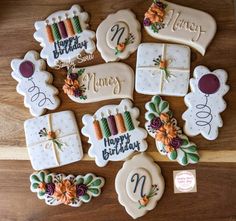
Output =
[
  {"x1": 30, "y1": 170, "x2": 105, "y2": 207},
  {"x1": 115, "y1": 153, "x2": 165, "y2": 219},
  {"x1": 24, "y1": 111, "x2": 83, "y2": 170},
  {"x1": 182, "y1": 65, "x2": 229, "y2": 140},
  {"x1": 34, "y1": 5, "x2": 96, "y2": 68},
  {"x1": 96, "y1": 9, "x2": 141, "y2": 62},
  {"x1": 145, "y1": 95, "x2": 199, "y2": 166},
  {"x1": 136, "y1": 43, "x2": 190, "y2": 96},
  {"x1": 143, "y1": 0, "x2": 216, "y2": 55},
  {"x1": 11, "y1": 50, "x2": 60, "y2": 117},
  {"x1": 63, "y1": 63, "x2": 134, "y2": 103},
  {"x1": 82, "y1": 99, "x2": 148, "y2": 167}
]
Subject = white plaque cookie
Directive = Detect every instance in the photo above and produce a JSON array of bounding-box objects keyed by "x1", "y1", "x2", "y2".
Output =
[
  {"x1": 34, "y1": 5, "x2": 96, "y2": 68},
  {"x1": 30, "y1": 170, "x2": 105, "y2": 207},
  {"x1": 82, "y1": 99, "x2": 148, "y2": 167},
  {"x1": 145, "y1": 95, "x2": 199, "y2": 166},
  {"x1": 136, "y1": 43, "x2": 190, "y2": 96},
  {"x1": 24, "y1": 110, "x2": 83, "y2": 170},
  {"x1": 143, "y1": 0, "x2": 216, "y2": 55},
  {"x1": 96, "y1": 9, "x2": 141, "y2": 62},
  {"x1": 63, "y1": 63, "x2": 134, "y2": 103},
  {"x1": 115, "y1": 153, "x2": 165, "y2": 219},
  {"x1": 11, "y1": 50, "x2": 60, "y2": 117},
  {"x1": 182, "y1": 65, "x2": 229, "y2": 140}
]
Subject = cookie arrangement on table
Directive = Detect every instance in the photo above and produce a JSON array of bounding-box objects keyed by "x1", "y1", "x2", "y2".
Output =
[{"x1": 10, "y1": 0, "x2": 229, "y2": 218}]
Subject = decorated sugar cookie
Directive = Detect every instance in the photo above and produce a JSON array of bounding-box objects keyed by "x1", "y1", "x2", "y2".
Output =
[
  {"x1": 63, "y1": 63, "x2": 134, "y2": 103},
  {"x1": 30, "y1": 170, "x2": 105, "y2": 207},
  {"x1": 136, "y1": 43, "x2": 190, "y2": 96},
  {"x1": 143, "y1": 0, "x2": 216, "y2": 55},
  {"x1": 145, "y1": 95, "x2": 199, "y2": 166},
  {"x1": 96, "y1": 9, "x2": 141, "y2": 62},
  {"x1": 82, "y1": 99, "x2": 148, "y2": 167},
  {"x1": 115, "y1": 153, "x2": 165, "y2": 219},
  {"x1": 24, "y1": 111, "x2": 83, "y2": 170},
  {"x1": 34, "y1": 5, "x2": 96, "y2": 68},
  {"x1": 182, "y1": 66, "x2": 229, "y2": 140},
  {"x1": 11, "y1": 50, "x2": 60, "y2": 117}
]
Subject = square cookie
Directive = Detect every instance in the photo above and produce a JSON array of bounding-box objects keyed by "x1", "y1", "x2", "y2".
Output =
[
  {"x1": 135, "y1": 43, "x2": 190, "y2": 96},
  {"x1": 24, "y1": 110, "x2": 83, "y2": 170}
]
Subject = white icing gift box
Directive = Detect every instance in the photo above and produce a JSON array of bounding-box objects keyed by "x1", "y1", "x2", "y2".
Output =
[
  {"x1": 24, "y1": 111, "x2": 83, "y2": 170},
  {"x1": 135, "y1": 43, "x2": 190, "y2": 96}
]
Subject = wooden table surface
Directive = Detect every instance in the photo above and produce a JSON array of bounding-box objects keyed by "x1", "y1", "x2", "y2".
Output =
[{"x1": 0, "y1": 0, "x2": 236, "y2": 220}]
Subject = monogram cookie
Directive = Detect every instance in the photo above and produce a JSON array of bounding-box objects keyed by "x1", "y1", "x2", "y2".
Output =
[
  {"x1": 34, "y1": 5, "x2": 96, "y2": 68},
  {"x1": 11, "y1": 50, "x2": 60, "y2": 117},
  {"x1": 96, "y1": 9, "x2": 141, "y2": 62}
]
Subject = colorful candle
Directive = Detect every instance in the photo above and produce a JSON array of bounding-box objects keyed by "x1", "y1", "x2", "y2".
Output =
[
  {"x1": 51, "y1": 23, "x2": 61, "y2": 41},
  {"x1": 72, "y1": 15, "x2": 82, "y2": 34},
  {"x1": 93, "y1": 120, "x2": 103, "y2": 140},
  {"x1": 107, "y1": 115, "x2": 118, "y2": 135},
  {"x1": 64, "y1": 17, "x2": 75, "y2": 37},
  {"x1": 115, "y1": 113, "x2": 126, "y2": 133},
  {"x1": 124, "y1": 111, "x2": 135, "y2": 131},
  {"x1": 45, "y1": 24, "x2": 54, "y2": 43},
  {"x1": 58, "y1": 21, "x2": 68, "y2": 39},
  {"x1": 100, "y1": 117, "x2": 111, "y2": 138}
]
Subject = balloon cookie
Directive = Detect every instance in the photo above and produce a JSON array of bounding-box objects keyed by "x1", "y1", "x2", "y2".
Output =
[
  {"x1": 11, "y1": 50, "x2": 60, "y2": 117},
  {"x1": 182, "y1": 65, "x2": 229, "y2": 140},
  {"x1": 96, "y1": 9, "x2": 141, "y2": 62},
  {"x1": 30, "y1": 170, "x2": 105, "y2": 207},
  {"x1": 82, "y1": 99, "x2": 148, "y2": 167},
  {"x1": 63, "y1": 63, "x2": 134, "y2": 103},
  {"x1": 145, "y1": 95, "x2": 199, "y2": 166},
  {"x1": 143, "y1": 0, "x2": 216, "y2": 55},
  {"x1": 34, "y1": 5, "x2": 96, "y2": 68},
  {"x1": 115, "y1": 153, "x2": 165, "y2": 219}
]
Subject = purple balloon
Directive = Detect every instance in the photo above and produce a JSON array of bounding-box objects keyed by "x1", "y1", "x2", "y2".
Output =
[
  {"x1": 19, "y1": 61, "x2": 34, "y2": 78},
  {"x1": 198, "y1": 73, "x2": 220, "y2": 94}
]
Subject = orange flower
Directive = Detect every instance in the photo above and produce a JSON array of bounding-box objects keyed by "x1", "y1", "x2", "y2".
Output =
[
  {"x1": 116, "y1": 43, "x2": 126, "y2": 52},
  {"x1": 155, "y1": 123, "x2": 177, "y2": 145},
  {"x1": 139, "y1": 196, "x2": 149, "y2": 207},
  {"x1": 151, "y1": 3, "x2": 165, "y2": 17},
  {"x1": 160, "y1": 113, "x2": 170, "y2": 122},
  {"x1": 159, "y1": 60, "x2": 167, "y2": 69},
  {"x1": 63, "y1": 78, "x2": 80, "y2": 96},
  {"x1": 38, "y1": 182, "x2": 46, "y2": 191},
  {"x1": 165, "y1": 145, "x2": 174, "y2": 153},
  {"x1": 53, "y1": 180, "x2": 76, "y2": 205},
  {"x1": 145, "y1": 3, "x2": 165, "y2": 23},
  {"x1": 47, "y1": 131, "x2": 56, "y2": 140}
]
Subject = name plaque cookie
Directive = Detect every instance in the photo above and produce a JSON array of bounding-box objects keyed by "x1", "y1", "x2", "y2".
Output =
[
  {"x1": 143, "y1": 0, "x2": 216, "y2": 55},
  {"x1": 82, "y1": 99, "x2": 148, "y2": 167},
  {"x1": 34, "y1": 5, "x2": 96, "y2": 68}
]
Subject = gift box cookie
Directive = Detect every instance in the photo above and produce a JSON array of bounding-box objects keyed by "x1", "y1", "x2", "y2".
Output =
[
  {"x1": 135, "y1": 43, "x2": 190, "y2": 96},
  {"x1": 24, "y1": 111, "x2": 83, "y2": 170}
]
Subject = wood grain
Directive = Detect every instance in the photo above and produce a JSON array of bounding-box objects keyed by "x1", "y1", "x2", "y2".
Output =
[{"x1": 0, "y1": 0, "x2": 236, "y2": 220}]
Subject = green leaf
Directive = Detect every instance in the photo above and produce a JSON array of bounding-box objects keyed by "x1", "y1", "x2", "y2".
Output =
[
  {"x1": 32, "y1": 183, "x2": 39, "y2": 189},
  {"x1": 153, "y1": 96, "x2": 161, "y2": 107},
  {"x1": 39, "y1": 171, "x2": 45, "y2": 182},
  {"x1": 186, "y1": 145, "x2": 197, "y2": 152},
  {"x1": 181, "y1": 153, "x2": 188, "y2": 165},
  {"x1": 76, "y1": 178, "x2": 84, "y2": 185},
  {"x1": 84, "y1": 175, "x2": 93, "y2": 185},
  {"x1": 38, "y1": 191, "x2": 45, "y2": 197},
  {"x1": 88, "y1": 188, "x2": 99, "y2": 195},
  {"x1": 169, "y1": 150, "x2": 177, "y2": 160},
  {"x1": 89, "y1": 179, "x2": 102, "y2": 187},
  {"x1": 78, "y1": 68, "x2": 85, "y2": 76},
  {"x1": 46, "y1": 175, "x2": 52, "y2": 183},
  {"x1": 160, "y1": 101, "x2": 168, "y2": 112},
  {"x1": 148, "y1": 102, "x2": 157, "y2": 113},
  {"x1": 181, "y1": 139, "x2": 189, "y2": 147},
  {"x1": 187, "y1": 153, "x2": 199, "y2": 163},
  {"x1": 81, "y1": 193, "x2": 90, "y2": 202},
  {"x1": 31, "y1": 175, "x2": 40, "y2": 183},
  {"x1": 148, "y1": 113, "x2": 156, "y2": 121}
]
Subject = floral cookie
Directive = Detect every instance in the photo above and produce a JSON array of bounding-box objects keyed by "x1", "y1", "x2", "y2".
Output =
[
  {"x1": 63, "y1": 63, "x2": 134, "y2": 103},
  {"x1": 30, "y1": 170, "x2": 105, "y2": 207},
  {"x1": 82, "y1": 99, "x2": 148, "y2": 167},
  {"x1": 143, "y1": 0, "x2": 216, "y2": 55},
  {"x1": 182, "y1": 65, "x2": 229, "y2": 140},
  {"x1": 96, "y1": 9, "x2": 141, "y2": 62},
  {"x1": 115, "y1": 153, "x2": 165, "y2": 219},
  {"x1": 136, "y1": 43, "x2": 190, "y2": 96},
  {"x1": 34, "y1": 5, "x2": 96, "y2": 68},
  {"x1": 24, "y1": 110, "x2": 83, "y2": 170},
  {"x1": 145, "y1": 95, "x2": 199, "y2": 166},
  {"x1": 11, "y1": 50, "x2": 60, "y2": 117}
]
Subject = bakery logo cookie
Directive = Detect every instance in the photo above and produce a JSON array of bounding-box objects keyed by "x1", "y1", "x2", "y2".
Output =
[
  {"x1": 182, "y1": 65, "x2": 229, "y2": 140},
  {"x1": 143, "y1": 0, "x2": 216, "y2": 55},
  {"x1": 115, "y1": 153, "x2": 165, "y2": 219},
  {"x1": 96, "y1": 9, "x2": 141, "y2": 62},
  {"x1": 24, "y1": 111, "x2": 83, "y2": 170},
  {"x1": 145, "y1": 95, "x2": 199, "y2": 166},
  {"x1": 11, "y1": 50, "x2": 60, "y2": 117},
  {"x1": 136, "y1": 43, "x2": 190, "y2": 96},
  {"x1": 82, "y1": 99, "x2": 148, "y2": 167},
  {"x1": 34, "y1": 5, "x2": 96, "y2": 68},
  {"x1": 63, "y1": 63, "x2": 134, "y2": 103},
  {"x1": 30, "y1": 170, "x2": 105, "y2": 207}
]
